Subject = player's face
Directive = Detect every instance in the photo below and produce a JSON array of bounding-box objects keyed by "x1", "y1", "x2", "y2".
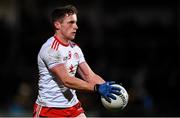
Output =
[{"x1": 59, "y1": 14, "x2": 78, "y2": 40}]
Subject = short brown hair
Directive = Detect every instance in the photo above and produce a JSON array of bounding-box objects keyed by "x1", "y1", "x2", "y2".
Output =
[{"x1": 51, "y1": 4, "x2": 78, "y2": 23}]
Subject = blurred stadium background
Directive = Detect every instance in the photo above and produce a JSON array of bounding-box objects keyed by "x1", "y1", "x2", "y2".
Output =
[{"x1": 0, "y1": 0, "x2": 179, "y2": 117}]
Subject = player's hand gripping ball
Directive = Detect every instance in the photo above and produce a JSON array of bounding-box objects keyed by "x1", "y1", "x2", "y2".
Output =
[{"x1": 101, "y1": 84, "x2": 129, "y2": 110}]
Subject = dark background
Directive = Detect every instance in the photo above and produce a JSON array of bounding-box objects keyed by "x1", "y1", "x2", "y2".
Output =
[{"x1": 0, "y1": 0, "x2": 179, "y2": 117}]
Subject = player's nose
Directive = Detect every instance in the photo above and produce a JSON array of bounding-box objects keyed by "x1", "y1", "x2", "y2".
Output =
[{"x1": 74, "y1": 23, "x2": 78, "y2": 30}]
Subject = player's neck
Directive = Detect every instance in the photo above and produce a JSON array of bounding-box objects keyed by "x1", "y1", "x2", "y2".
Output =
[{"x1": 54, "y1": 33, "x2": 69, "y2": 45}]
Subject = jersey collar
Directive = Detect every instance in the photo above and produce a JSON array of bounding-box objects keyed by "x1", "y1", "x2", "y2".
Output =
[{"x1": 54, "y1": 36, "x2": 69, "y2": 47}]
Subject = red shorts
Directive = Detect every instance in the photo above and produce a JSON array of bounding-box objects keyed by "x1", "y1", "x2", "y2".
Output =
[{"x1": 33, "y1": 102, "x2": 84, "y2": 117}]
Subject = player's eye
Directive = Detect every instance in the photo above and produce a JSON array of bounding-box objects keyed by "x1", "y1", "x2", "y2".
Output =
[{"x1": 69, "y1": 21, "x2": 76, "y2": 24}]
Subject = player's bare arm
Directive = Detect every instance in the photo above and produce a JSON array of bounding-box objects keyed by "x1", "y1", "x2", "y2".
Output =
[
  {"x1": 50, "y1": 63, "x2": 95, "y2": 92},
  {"x1": 77, "y1": 62, "x2": 105, "y2": 85}
]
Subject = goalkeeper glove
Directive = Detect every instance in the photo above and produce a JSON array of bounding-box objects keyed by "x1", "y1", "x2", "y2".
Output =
[{"x1": 94, "y1": 81, "x2": 121, "y2": 103}]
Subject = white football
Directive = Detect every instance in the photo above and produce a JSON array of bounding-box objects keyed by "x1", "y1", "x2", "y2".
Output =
[{"x1": 101, "y1": 84, "x2": 129, "y2": 111}]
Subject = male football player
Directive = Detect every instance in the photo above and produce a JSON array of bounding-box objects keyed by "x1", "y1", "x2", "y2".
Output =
[{"x1": 33, "y1": 4, "x2": 121, "y2": 117}]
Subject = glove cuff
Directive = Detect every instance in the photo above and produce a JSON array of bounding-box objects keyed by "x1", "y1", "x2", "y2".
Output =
[{"x1": 94, "y1": 84, "x2": 100, "y2": 92}]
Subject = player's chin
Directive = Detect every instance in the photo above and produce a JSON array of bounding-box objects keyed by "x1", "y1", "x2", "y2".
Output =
[
  {"x1": 69, "y1": 37, "x2": 75, "y2": 40},
  {"x1": 70, "y1": 35, "x2": 76, "y2": 40},
  {"x1": 72, "y1": 32, "x2": 76, "y2": 37}
]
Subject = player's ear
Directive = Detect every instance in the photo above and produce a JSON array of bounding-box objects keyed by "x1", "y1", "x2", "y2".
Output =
[{"x1": 54, "y1": 21, "x2": 61, "y2": 30}]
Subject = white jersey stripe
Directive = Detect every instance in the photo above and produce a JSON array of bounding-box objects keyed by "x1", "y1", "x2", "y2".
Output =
[
  {"x1": 51, "y1": 39, "x2": 56, "y2": 49},
  {"x1": 35, "y1": 104, "x2": 42, "y2": 117},
  {"x1": 51, "y1": 39, "x2": 60, "y2": 50},
  {"x1": 56, "y1": 42, "x2": 60, "y2": 51}
]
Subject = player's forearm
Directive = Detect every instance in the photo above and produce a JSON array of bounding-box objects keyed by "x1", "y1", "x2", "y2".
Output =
[
  {"x1": 78, "y1": 62, "x2": 105, "y2": 85},
  {"x1": 62, "y1": 76, "x2": 95, "y2": 92},
  {"x1": 93, "y1": 74, "x2": 106, "y2": 84},
  {"x1": 84, "y1": 74, "x2": 105, "y2": 85},
  {"x1": 77, "y1": 67, "x2": 105, "y2": 85}
]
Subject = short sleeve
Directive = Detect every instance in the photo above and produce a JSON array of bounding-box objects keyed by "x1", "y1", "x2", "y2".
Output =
[
  {"x1": 43, "y1": 49, "x2": 65, "y2": 69},
  {"x1": 78, "y1": 47, "x2": 85, "y2": 64}
]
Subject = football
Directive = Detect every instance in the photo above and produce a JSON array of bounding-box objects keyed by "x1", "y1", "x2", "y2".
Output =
[{"x1": 101, "y1": 84, "x2": 129, "y2": 111}]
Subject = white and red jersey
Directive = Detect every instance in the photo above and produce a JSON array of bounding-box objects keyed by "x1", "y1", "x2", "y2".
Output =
[{"x1": 36, "y1": 36, "x2": 85, "y2": 108}]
